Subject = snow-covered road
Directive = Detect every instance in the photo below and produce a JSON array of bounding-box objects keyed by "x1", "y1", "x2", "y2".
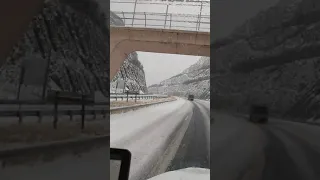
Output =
[
  {"x1": 0, "y1": 98, "x2": 210, "y2": 180},
  {"x1": 111, "y1": 98, "x2": 193, "y2": 180},
  {"x1": 165, "y1": 100, "x2": 210, "y2": 171},
  {"x1": 110, "y1": 98, "x2": 210, "y2": 180}
]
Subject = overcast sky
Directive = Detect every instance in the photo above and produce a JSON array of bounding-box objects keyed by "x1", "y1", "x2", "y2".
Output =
[
  {"x1": 138, "y1": 52, "x2": 200, "y2": 86},
  {"x1": 110, "y1": 0, "x2": 209, "y2": 87}
]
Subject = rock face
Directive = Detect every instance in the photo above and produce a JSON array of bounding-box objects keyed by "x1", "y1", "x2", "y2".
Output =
[
  {"x1": 0, "y1": 0, "x2": 109, "y2": 99},
  {"x1": 110, "y1": 11, "x2": 125, "y2": 26},
  {"x1": 0, "y1": 0, "x2": 147, "y2": 100},
  {"x1": 148, "y1": 57, "x2": 210, "y2": 99},
  {"x1": 110, "y1": 52, "x2": 147, "y2": 93},
  {"x1": 110, "y1": 12, "x2": 147, "y2": 93},
  {"x1": 212, "y1": 0, "x2": 320, "y2": 121}
]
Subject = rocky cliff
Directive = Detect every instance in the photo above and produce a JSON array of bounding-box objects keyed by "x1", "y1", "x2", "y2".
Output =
[
  {"x1": 110, "y1": 12, "x2": 147, "y2": 93},
  {"x1": 148, "y1": 57, "x2": 210, "y2": 99},
  {"x1": 110, "y1": 52, "x2": 147, "y2": 93},
  {"x1": 0, "y1": 0, "x2": 147, "y2": 100},
  {"x1": 212, "y1": 0, "x2": 320, "y2": 121},
  {"x1": 0, "y1": 0, "x2": 109, "y2": 99}
]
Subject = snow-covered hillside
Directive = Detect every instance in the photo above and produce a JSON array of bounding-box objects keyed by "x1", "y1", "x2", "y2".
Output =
[
  {"x1": 212, "y1": 0, "x2": 320, "y2": 121},
  {"x1": 0, "y1": 1, "x2": 147, "y2": 100},
  {"x1": 148, "y1": 57, "x2": 210, "y2": 99},
  {"x1": 0, "y1": 0, "x2": 109, "y2": 99}
]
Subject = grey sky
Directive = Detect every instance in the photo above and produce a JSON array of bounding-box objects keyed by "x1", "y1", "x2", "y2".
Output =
[{"x1": 138, "y1": 52, "x2": 200, "y2": 86}]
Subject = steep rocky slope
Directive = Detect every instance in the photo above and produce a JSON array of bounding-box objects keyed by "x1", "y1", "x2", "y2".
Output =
[
  {"x1": 110, "y1": 11, "x2": 125, "y2": 26},
  {"x1": 110, "y1": 12, "x2": 147, "y2": 93},
  {"x1": 148, "y1": 57, "x2": 210, "y2": 99},
  {"x1": 212, "y1": 0, "x2": 320, "y2": 121},
  {"x1": 0, "y1": 0, "x2": 109, "y2": 99},
  {"x1": 110, "y1": 52, "x2": 147, "y2": 93},
  {"x1": 0, "y1": 0, "x2": 147, "y2": 100}
]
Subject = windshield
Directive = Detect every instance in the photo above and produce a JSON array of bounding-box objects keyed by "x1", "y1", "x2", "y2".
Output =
[{"x1": 110, "y1": 1, "x2": 210, "y2": 180}]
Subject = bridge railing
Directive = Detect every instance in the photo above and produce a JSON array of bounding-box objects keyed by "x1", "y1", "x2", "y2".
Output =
[
  {"x1": 110, "y1": 0, "x2": 210, "y2": 32},
  {"x1": 111, "y1": 11, "x2": 210, "y2": 32}
]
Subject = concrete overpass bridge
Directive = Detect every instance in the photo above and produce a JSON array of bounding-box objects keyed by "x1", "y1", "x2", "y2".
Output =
[
  {"x1": 110, "y1": 1, "x2": 210, "y2": 79},
  {"x1": 110, "y1": 26, "x2": 210, "y2": 79}
]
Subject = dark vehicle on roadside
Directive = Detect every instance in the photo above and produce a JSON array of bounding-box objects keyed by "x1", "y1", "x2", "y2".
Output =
[
  {"x1": 249, "y1": 105, "x2": 269, "y2": 123},
  {"x1": 188, "y1": 95, "x2": 194, "y2": 101}
]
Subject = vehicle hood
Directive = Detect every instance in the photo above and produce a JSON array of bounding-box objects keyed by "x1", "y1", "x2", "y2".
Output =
[{"x1": 146, "y1": 167, "x2": 210, "y2": 180}]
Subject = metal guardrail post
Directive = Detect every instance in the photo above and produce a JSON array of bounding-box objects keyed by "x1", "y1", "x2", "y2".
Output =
[
  {"x1": 122, "y1": 11, "x2": 126, "y2": 24},
  {"x1": 69, "y1": 110, "x2": 73, "y2": 121},
  {"x1": 198, "y1": 2, "x2": 203, "y2": 31},
  {"x1": 144, "y1": 12, "x2": 146, "y2": 27},
  {"x1": 126, "y1": 91, "x2": 129, "y2": 102},
  {"x1": 53, "y1": 91, "x2": 59, "y2": 129},
  {"x1": 169, "y1": 13, "x2": 172, "y2": 29},
  {"x1": 135, "y1": 93, "x2": 137, "y2": 102},
  {"x1": 103, "y1": 110, "x2": 106, "y2": 119},
  {"x1": 164, "y1": 4, "x2": 169, "y2": 29},
  {"x1": 18, "y1": 107, "x2": 23, "y2": 124},
  {"x1": 132, "y1": 0, "x2": 138, "y2": 26},
  {"x1": 37, "y1": 111, "x2": 42, "y2": 123},
  {"x1": 91, "y1": 110, "x2": 96, "y2": 120},
  {"x1": 81, "y1": 95, "x2": 85, "y2": 130}
]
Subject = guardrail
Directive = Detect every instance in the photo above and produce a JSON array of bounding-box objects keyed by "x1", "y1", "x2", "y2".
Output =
[
  {"x1": 110, "y1": 0, "x2": 210, "y2": 32},
  {"x1": 111, "y1": 11, "x2": 210, "y2": 32},
  {"x1": 0, "y1": 91, "x2": 170, "y2": 128},
  {"x1": 0, "y1": 91, "x2": 108, "y2": 130},
  {"x1": 110, "y1": 92, "x2": 168, "y2": 102},
  {"x1": 110, "y1": 98, "x2": 175, "y2": 113}
]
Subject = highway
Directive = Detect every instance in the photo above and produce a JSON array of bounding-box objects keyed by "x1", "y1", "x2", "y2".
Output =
[
  {"x1": 211, "y1": 111, "x2": 320, "y2": 180},
  {"x1": 0, "y1": 98, "x2": 209, "y2": 180},
  {"x1": 110, "y1": 98, "x2": 210, "y2": 180},
  {"x1": 166, "y1": 100, "x2": 210, "y2": 171},
  {"x1": 3, "y1": 98, "x2": 320, "y2": 180}
]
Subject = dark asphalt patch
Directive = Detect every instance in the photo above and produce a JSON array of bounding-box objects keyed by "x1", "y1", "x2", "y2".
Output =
[
  {"x1": 195, "y1": 101, "x2": 213, "y2": 123},
  {"x1": 166, "y1": 103, "x2": 209, "y2": 171},
  {"x1": 261, "y1": 128, "x2": 303, "y2": 180}
]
